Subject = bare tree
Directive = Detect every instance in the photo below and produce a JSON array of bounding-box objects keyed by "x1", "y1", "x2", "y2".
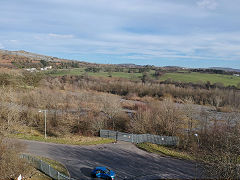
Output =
[
  {"x1": 99, "y1": 94, "x2": 121, "y2": 130},
  {"x1": 182, "y1": 98, "x2": 198, "y2": 145}
]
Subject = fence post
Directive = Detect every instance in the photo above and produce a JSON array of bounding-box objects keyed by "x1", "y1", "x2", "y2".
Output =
[
  {"x1": 131, "y1": 133, "x2": 133, "y2": 143},
  {"x1": 116, "y1": 131, "x2": 118, "y2": 142},
  {"x1": 40, "y1": 160, "x2": 43, "y2": 171},
  {"x1": 57, "y1": 172, "x2": 59, "y2": 180},
  {"x1": 49, "y1": 164, "x2": 51, "y2": 177}
]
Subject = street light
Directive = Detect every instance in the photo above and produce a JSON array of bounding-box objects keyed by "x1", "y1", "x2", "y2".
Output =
[
  {"x1": 39, "y1": 110, "x2": 47, "y2": 139},
  {"x1": 194, "y1": 133, "x2": 200, "y2": 179},
  {"x1": 194, "y1": 133, "x2": 200, "y2": 146}
]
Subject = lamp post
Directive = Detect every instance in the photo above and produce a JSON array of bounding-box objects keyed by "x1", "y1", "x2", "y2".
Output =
[
  {"x1": 39, "y1": 110, "x2": 47, "y2": 139},
  {"x1": 194, "y1": 133, "x2": 199, "y2": 145},
  {"x1": 194, "y1": 133, "x2": 200, "y2": 179}
]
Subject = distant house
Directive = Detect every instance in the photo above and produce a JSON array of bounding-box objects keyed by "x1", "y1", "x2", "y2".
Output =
[
  {"x1": 40, "y1": 66, "x2": 52, "y2": 71},
  {"x1": 233, "y1": 74, "x2": 240, "y2": 77},
  {"x1": 26, "y1": 68, "x2": 37, "y2": 72}
]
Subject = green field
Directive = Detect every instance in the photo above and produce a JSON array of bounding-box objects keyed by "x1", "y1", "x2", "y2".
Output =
[
  {"x1": 160, "y1": 72, "x2": 240, "y2": 87},
  {"x1": 46, "y1": 68, "x2": 144, "y2": 79},
  {"x1": 46, "y1": 69, "x2": 240, "y2": 87},
  {"x1": 46, "y1": 68, "x2": 85, "y2": 76}
]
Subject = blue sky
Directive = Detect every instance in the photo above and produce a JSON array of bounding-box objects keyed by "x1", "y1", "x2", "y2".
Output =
[{"x1": 0, "y1": 0, "x2": 240, "y2": 68}]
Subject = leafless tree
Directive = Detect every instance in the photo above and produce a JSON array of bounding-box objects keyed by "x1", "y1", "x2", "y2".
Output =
[{"x1": 99, "y1": 94, "x2": 121, "y2": 130}]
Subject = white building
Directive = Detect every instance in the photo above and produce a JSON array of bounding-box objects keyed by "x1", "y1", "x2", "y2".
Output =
[
  {"x1": 40, "y1": 66, "x2": 52, "y2": 71},
  {"x1": 26, "y1": 68, "x2": 37, "y2": 72}
]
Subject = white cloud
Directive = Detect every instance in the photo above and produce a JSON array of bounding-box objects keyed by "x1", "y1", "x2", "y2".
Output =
[
  {"x1": 29, "y1": 30, "x2": 240, "y2": 62},
  {"x1": 197, "y1": 0, "x2": 218, "y2": 10},
  {"x1": 0, "y1": 0, "x2": 239, "y2": 67},
  {"x1": 48, "y1": 33, "x2": 74, "y2": 39},
  {"x1": 8, "y1": 40, "x2": 18, "y2": 44}
]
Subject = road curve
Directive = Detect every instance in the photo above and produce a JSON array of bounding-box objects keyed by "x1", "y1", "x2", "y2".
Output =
[{"x1": 18, "y1": 139, "x2": 203, "y2": 180}]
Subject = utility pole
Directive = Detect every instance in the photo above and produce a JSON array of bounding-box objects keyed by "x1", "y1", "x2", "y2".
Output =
[
  {"x1": 39, "y1": 110, "x2": 47, "y2": 138},
  {"x1": 194, "y1": 133, "x2": 200, "y2": 179}
]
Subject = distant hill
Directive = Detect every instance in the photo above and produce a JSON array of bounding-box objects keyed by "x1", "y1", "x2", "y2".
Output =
[
  {"x1": 0, "y1": 49, "x2": 91, "y2": 68},
  {"x1": 209, "y1": 67, "x2": 240, "y2": 73},
  {"x1": 163, "y1": 66, "x2": 187, "y2": 70},
  {"x1": 0, "y1": 49, "x2": 68, "y2": 62},
  {"x1": 1, "y1": 49, "x2": 239, "y2": 72},
  {"x1": 116, "y1": 63, "x2": 142, "y2": 68}
]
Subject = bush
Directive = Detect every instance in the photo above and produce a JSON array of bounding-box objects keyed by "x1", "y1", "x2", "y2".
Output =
[{"x1": 22, "y1": 72, "x2": 44, "y2": 87}]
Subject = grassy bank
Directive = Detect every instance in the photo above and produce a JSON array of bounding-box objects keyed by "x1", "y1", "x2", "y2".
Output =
[
  {"x1": 35, "y1": 156, "x2": 69, "y2": 176},
  {"x1": 8, "y1": 126, "x2": 114, "y2": 145},
  {"x1": 137, "y1": 143, "x2": 194, "y2": 161},
  {"x1": 23, "y1": 155, "x2": 69, "y2": 179},
  {"x1": 9, "y1": 133, "x2": 114, "y2": 145}
]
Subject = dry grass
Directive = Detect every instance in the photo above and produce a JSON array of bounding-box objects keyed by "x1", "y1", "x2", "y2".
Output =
[
  {"x1": 25, "y1": 169, "x2": 52, "y2": 180},
  {"x1": 0, "y1": 137, "x2": 31, "y2": 179},
  {"x1": 216, "y1": 106, "x2": 235, "y2": 113},
  {"x1": 121, "y1": 100, "x2": 136, "y2": 110},
  {"x1": 0, "y1": 67, "x2": 23, "y2": 75}
]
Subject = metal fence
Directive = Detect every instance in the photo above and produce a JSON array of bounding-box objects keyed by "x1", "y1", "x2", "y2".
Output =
[
  {"x1": 20, "y1": 154, "x2": 75, "y2": 180},
  {"x1": 100, "y1": 129, "x2": 179, "y2": 146}
]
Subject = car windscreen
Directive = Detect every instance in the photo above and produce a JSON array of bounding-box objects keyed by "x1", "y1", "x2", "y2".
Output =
[{"x1": 105, "y1": 168, "x2": 111, "y2": 174}]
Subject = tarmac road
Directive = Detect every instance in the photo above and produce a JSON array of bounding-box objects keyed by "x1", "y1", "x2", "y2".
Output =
[{"x1": 18, "y1": 139, "x2": 204, "y2": 180}]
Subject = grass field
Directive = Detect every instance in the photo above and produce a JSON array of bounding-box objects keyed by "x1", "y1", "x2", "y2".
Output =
[
  {"x1": 46, "y1": 68, "x2": 85, "y2": 76},
  {"x1": 46, "y1": 68, "x2": 144, "y2": 79},
  {"x1": 46, "y1": 69, "x2": 240, "y2": 87},
  {"x1": 160, "y1": 72, "x2": 240, "y2": 87}
]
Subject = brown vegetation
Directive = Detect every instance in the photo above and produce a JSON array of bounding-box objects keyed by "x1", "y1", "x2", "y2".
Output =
[
  {"x1": 0, "y1": 138, "x2": 30, "y2": 180},
  {"x1": 197, "y1": 119, "x2": 240, "y2": 179},
  {"x1": 130, "y1": 99, "x2": 185, "y2": 136},
  {"x1": 49, "y1": 75, "x2": 240, "y2": 109},
  {"x1": 1, "y1": 69, "x2": 240, "y2": 178}
]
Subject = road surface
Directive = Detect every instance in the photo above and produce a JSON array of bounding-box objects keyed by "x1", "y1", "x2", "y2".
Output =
[{"x1": 18, "y1": 139, "x2": 204, "y2": 180}]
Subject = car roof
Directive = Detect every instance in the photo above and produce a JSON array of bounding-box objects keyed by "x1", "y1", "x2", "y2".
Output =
[{"x1": 95, "y1": 166, "x2": 107, "y2": 171}]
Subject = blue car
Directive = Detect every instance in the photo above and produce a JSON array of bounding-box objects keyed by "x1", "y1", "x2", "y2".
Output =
[{"x1": 91, "y1": 167, "x2": 116, "y2": 180}]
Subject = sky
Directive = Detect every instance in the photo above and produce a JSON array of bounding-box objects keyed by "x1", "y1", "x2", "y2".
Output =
[{"x1": 0, "y1": 0, "x2": 240, "y2": 68}]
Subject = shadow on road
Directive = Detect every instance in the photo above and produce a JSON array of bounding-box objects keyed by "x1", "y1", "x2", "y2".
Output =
[{"x1": 80, "y1": 167, "x2": 92, "y2": 177}]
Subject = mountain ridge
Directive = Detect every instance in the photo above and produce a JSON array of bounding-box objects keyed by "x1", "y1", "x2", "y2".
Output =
[{"x1": 0, "y1": 49, "x2": 239, "y2": 71}]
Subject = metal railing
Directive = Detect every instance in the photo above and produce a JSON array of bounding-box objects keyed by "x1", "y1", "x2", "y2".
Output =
[
  {"x1": 20, "y1": 154, "x2": 75, "y2": 180},
  {"x1": 100, "y1": 129, "x2": 179, "y2": 146}
]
